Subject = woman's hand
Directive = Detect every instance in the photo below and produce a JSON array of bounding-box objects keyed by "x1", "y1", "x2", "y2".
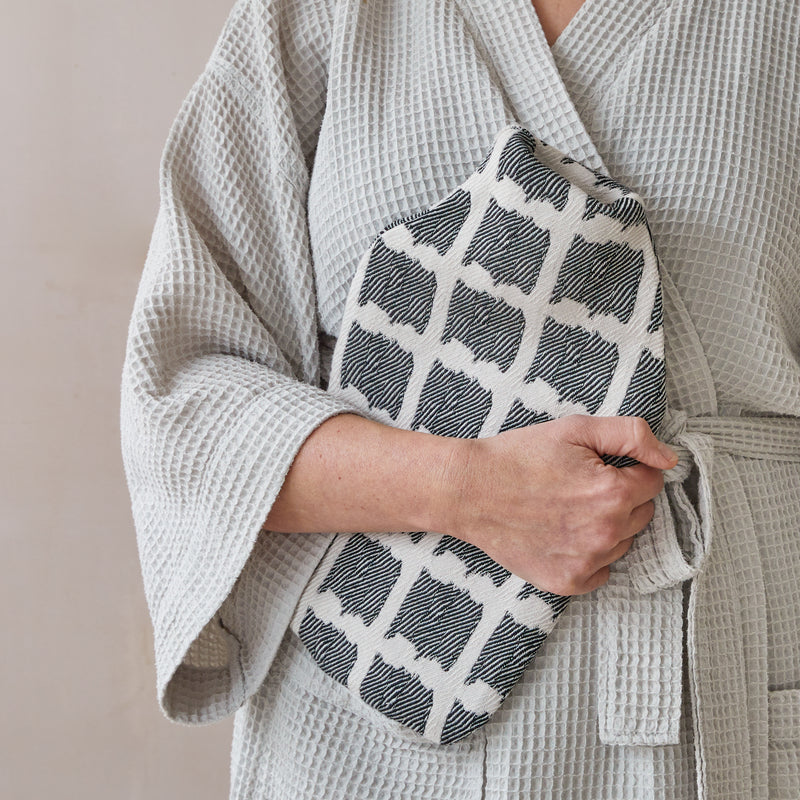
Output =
[
  {"x1": 436, "y1": 415, "x2": 677, "y2": 595},
  {"x1": 265, "y1": 412, "x2": 676, "y2": 596}
]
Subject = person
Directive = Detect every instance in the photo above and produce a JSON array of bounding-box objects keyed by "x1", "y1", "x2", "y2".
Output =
[{"x1": 120, "y1": 1, "x2": 800, "y2": 798}]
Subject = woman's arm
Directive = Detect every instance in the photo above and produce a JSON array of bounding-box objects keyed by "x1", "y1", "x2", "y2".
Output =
[{"x1": 265, "y1": 413, "x2": 678, "y2": 595}]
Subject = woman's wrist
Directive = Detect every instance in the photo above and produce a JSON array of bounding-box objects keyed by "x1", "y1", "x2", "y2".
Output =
[
  {"x1": 372, "y1": 422, "x2": 473, "y2": 536},
  {"x1": 422, "y1": 434, "x2": 478, "y2": 539}
]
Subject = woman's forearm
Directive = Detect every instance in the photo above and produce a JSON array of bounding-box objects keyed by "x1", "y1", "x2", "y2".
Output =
[{"x1": 263, "y1": 413, "x2": 460, "y2": 536}]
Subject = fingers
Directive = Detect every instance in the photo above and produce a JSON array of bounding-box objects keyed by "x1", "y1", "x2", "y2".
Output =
[
  {"x1": 615, "y1": 463, "x2": 665, "y2": 509},
  {"x1": 627, "y1": 498, "x2": 656, "y2": 537},
  {"x1": 594, "y1": 503, "x2": 651, "y2": 568},
  {"x1": 545, "y1": 501, "x2": 652, "y2": 594},
  {"x1": 602, "y1": 532, "x2": 637, "y2": 565},
  {"x1": 567, "y1": 415, "x2": 678, "y2": 470},
  {"x1": 564, "y1": 505, "x2": 653, "y2": 595},
  {"x1": 575, "y1": 566, "x2": 611, "y2": 595}
]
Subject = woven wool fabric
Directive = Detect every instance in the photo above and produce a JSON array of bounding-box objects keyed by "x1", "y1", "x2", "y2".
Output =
[
  {"x1": 291, "y1": 125, "x2": 666, "y2": 744},
  {"x1": 120, "y1": 1, "x2": 800, "y2": 798}
]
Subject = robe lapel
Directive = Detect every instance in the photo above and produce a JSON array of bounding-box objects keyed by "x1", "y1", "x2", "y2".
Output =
[
  {"x1": 456, "y1": 0, "x2": 608, "y2": 170},
  {"x1": 550, "y1": 0, "x2": 675, "y2": 112},
  {"x1": 458, "y1": 0, "x2": 671, "y2": 173}
]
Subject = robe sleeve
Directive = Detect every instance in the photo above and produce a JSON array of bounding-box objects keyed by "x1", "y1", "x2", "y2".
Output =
[{"x1": 120, "y1": 0, "x2": 357, "y2": 724}]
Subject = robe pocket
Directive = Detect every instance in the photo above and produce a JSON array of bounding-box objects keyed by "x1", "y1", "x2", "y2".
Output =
[{"x1": 768, "y1": 688, "x2": 800, "y2": 800}]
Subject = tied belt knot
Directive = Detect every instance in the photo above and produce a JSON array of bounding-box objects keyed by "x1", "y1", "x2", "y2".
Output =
[{"x1": 596, "y1": 409, "x2": 800, "y2": 747}]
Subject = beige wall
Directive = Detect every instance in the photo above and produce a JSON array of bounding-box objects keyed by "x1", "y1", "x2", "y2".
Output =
[{"x1": 1, "y1": 2, "x2": 237, "y2": 797}]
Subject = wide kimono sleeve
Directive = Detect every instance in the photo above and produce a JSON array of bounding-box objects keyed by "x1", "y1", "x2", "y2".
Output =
[{"x1": 120, "y1": 0, "x2": 357, "y2": 724}]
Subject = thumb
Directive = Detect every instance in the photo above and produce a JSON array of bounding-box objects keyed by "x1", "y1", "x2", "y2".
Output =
[{"x1": 567, "y1": 415, "x2": 678, "y2": 470}]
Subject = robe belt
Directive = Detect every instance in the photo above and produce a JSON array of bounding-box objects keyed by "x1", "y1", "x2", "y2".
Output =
[{"x1": 597, "y1": 411, "x2": 800, "y2": 747}]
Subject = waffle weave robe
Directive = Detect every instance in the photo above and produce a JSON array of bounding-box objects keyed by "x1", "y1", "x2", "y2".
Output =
[{"x1": 120, "y1": 1, "x2": 800, "y2": 798}]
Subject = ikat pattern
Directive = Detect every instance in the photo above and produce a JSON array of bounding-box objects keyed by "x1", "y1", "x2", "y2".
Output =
[{"x1": 291, "y1": 125, "x2": 666, "y2": 744}]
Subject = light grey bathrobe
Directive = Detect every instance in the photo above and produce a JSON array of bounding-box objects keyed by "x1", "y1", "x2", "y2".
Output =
[{"x1": 120, "y1": 1, "x2": 800, "y2": 798}]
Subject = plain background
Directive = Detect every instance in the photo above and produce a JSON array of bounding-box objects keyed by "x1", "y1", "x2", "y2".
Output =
[{"x1": 1, "y1": 1, "x2": 239, "y2": 797}]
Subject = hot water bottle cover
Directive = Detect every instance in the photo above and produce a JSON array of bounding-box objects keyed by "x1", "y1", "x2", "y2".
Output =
[{"x1": 290, "y1": 125, "x2": 666, "y2": 744}]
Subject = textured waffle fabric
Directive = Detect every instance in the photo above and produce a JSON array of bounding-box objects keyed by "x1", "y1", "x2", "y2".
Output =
[
  {"x1": 291, "y1": 125, "x2": 666, "y2": 744},
  {"x1": 120, "y1": 1, "x2": 800, "y2": 799}
]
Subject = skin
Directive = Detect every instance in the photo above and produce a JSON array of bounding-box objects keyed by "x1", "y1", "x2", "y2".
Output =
[
  {"x1": 264, "y1": 413, "x2": 677, "y2": 597},
  {"x1": 531, "y1": 0, "x2": 588, "y2": 47}
]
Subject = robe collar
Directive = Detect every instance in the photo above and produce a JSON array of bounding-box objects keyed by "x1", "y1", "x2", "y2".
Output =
[{"x1": 457, "y1": 0, "x2": 671, "y2": 173}]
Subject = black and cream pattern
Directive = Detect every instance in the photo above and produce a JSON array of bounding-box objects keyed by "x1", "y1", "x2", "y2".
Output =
[{"x1": 290, "y1": 125, "x2": 666, "y2": 744}]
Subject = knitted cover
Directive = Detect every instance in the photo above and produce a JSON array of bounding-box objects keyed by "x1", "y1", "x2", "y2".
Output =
[{"x1": 290, "y1": 125, "x2": 666, "y2": 744}]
